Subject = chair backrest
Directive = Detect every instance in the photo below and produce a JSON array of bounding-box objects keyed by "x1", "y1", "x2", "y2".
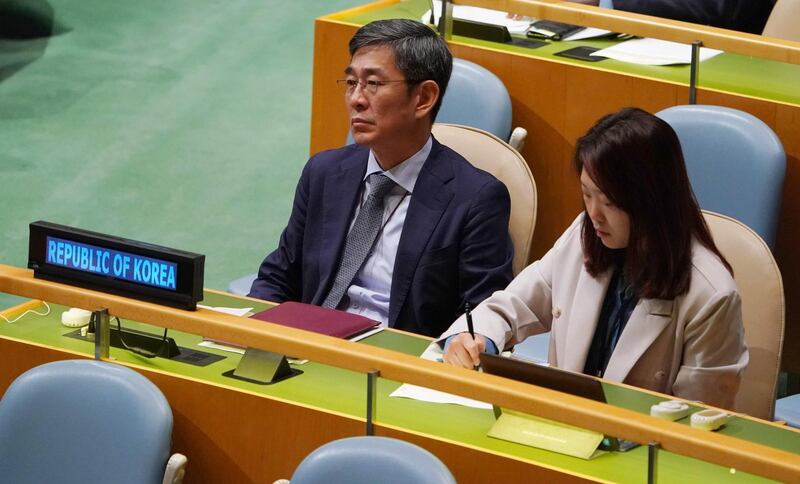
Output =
[
  {"x1": 703, "y1": 211, "x2": 784, "y2": 420},
  {"x1": 290, "y1": 436, "x2": 456, "y2": 484},
  {"x1": 346, "y1": 58, "x2": 513, "y2": 145},
  {"x1": 0, "y1": 359, "x2": 173, "y2": 484},
  {"x1": 432, "y1": 123, "x2": 537, "y2": 275},
  {"x1": 656, "y1": 105, "x2": 786, "y2": 248},
  {"x1": 437, "y1": 58, "x2": 512, "y2": 141},
  {"x1": 763, "y1": 0, "x2": 800, "y2": 41}
]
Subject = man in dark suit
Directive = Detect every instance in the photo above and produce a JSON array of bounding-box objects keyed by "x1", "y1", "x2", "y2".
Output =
[
  {"x1": 569, "y1": 0, "x2": 775, "y2": 34},
  {"x1": 249, "y1": 19, "x2": 514, "y2": 337}
]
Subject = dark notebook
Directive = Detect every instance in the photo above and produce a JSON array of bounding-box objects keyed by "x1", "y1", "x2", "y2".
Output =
[{"x1": 250, "y1": 302, "x2": 380, "y2": 339}]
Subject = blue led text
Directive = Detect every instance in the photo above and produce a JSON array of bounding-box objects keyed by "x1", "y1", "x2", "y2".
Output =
[{"x1": 46, "y1": 236, "x2": 177, "y2": 291}]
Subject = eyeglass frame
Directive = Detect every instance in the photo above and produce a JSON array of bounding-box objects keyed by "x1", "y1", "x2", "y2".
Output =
[{"x1": 335, "y1": 78, "x2": 421, "y2": 96}]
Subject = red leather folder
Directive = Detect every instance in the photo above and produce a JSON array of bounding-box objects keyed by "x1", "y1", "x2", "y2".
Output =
[{"x1": 250, "y1": 301, "x2": 379, "y2": 339}]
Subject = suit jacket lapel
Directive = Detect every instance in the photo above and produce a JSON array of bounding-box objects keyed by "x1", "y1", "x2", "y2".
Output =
[
  {"x1": 312, "y1": 151, "x2": 368, "y2": 304},
  {"x1": 603, "y1": 298, "x2": 674, "y2": 381},
  {"x1": 561, "y1": 268, "x2": 612, "y2": 372},
  {"x1": 388, "y1": 140, "x2": 454, "y2": 326}
]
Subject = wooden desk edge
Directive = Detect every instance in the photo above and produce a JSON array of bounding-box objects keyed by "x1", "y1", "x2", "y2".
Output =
[{"x1": 1, "y1": 264, "x2": 798, "y2": 482}]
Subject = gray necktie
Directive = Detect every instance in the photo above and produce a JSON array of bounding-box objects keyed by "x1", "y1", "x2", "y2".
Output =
[{"x1": 322, "y1": 173, "x2": 397, "y2": 309}]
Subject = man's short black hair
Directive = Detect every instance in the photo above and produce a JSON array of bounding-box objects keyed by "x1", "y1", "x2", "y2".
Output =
[{"x1": 349, "y1": 19, "x2": 453, "y2": 122}]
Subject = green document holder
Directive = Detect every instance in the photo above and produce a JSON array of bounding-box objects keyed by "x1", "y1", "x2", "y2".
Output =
[{"x1": 488, "y1": 409, "x2": 605, "y2": 460}]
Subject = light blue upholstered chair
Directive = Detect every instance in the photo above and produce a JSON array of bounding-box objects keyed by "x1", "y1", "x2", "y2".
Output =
[
  {"x1": 438, "y1": 58, "x2": 515, "y2": 144},
  {"x1": 511, "y1": 331, "x2": 550, "y2": 364},
  {"x1": 0, "y1": 359, "x2": 186, "y2": 484},
  {"x1": 656, "y1": 105, "x2": 786, "y2": 248},
  {"x1": 776, "y1": 394, "x2": 800, "y2": 428},
  {"x1": 288, "y1": 436, "x2": 456, "y2": 484}
]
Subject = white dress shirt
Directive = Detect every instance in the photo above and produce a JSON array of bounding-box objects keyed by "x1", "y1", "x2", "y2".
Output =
[{"x1": 342, "y1": 136, "x2": 432, "y2": 325}]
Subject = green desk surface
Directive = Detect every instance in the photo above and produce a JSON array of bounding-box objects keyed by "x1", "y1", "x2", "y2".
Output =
[
  {"x1": 2, "y1": 291, "x2": 797, "y2": 483},
  {"x1": 335, "y1": 0, "x2": 800, "y2": 107}
]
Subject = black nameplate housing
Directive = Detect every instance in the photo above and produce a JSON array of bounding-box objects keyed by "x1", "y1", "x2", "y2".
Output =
[{"x1": 28, "y1": 221, "x2": 204, "y2": 310}]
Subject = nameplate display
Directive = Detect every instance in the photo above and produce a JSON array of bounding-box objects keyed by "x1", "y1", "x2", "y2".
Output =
[
  {"x1": 28, "y1": 221, "x2": 204, "y2": 310},
  {"x1": 46, "y1": 237, "x2": 178, "y2": 291}
]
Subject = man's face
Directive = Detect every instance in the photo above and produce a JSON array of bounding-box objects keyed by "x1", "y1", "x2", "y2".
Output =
[{"x1": 344, "y1": 45, "x2": 420, "y2": 151}]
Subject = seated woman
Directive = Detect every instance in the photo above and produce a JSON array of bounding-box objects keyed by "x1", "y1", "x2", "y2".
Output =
[{"x1": 439, "y1": 107, "x2": 748, "y2": 410}]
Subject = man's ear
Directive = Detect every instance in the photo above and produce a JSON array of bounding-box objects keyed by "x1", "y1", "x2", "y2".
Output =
[{"x1": 414, "y1": 80, "x2": 440, "y2": 121}]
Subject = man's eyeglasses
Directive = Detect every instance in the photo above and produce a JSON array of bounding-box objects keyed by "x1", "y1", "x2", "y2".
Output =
[{"x1": 336, "y1": 78, "x2": 415, "y2": 96}]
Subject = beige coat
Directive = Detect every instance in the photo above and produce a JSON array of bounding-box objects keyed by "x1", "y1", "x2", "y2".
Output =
[{"x1": 440, "y1": 215, "x2": 748, "y2": 409}]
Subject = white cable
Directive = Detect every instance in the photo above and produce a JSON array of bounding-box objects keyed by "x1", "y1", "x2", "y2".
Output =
[{"x1": 0, "y1": 301, "x2": 51, "y2": 323}]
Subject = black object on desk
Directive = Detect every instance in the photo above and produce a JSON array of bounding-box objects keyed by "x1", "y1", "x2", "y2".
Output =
[
  {"x1": 64, "y1": 327, "x2": 225, "y2": 367},
  {"x1": 554, "y1": 46, "x2": 606, "y2": 62},
  {"x1": 527, "y1": 20, "x2": 584, "y2": 40},
  {"x1": 453, "y1": 18, "x2": 546, "y2": 49}
]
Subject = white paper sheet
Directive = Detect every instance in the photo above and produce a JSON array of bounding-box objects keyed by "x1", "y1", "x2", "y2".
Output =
[
  {"x1": 197, "y1": 304, "x2": 253, "y2": 317},
  {"x1": 349, "y1": 326, "x2": 383, "y2": 342},
  {"x1": 391, "y1": 383, "x2": 493, "y2": 409},
  {"x1": 423, "y1": 1, "x2": 533, "y2": 34},
  {"x1": 197, "y1": 340, "x2": 309, "y2": 365},
  {"x1": 389, "y1": 342, "x2": 492, "y2": 409},
  {"x1": 563, "y1": 27, "x2": 614, "y2": 41},
  {"x1": 591, "y1": 38, "x2": 723, "y2": 65},
  {"x1": 197, "y1": 339, "x2": 245, "y2": 354}
]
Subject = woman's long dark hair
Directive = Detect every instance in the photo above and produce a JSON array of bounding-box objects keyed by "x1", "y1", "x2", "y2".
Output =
[{"x1": 575, "y1": 107, "x2": 731, "y2": 299}]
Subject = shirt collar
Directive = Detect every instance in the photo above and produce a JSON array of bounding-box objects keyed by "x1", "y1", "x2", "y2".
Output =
[{"x1": 365, "y1": 136, "x2": 432, "y2": 194}]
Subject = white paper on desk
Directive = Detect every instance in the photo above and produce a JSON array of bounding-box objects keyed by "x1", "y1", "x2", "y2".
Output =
[
  {"x1": 591, "y1": 38, "x2": 723, "y2": 65},
  {"x1": 350, "y1": 326, "x2": 383, "y2": 342},
  {"x1": 197, "y1": 304, "x2": 253, "y2": 317},
  {"x1": 196, "y1": 340, "x2": 309, "y2": 365},
  {"x1": 424, "y1": 1, "x2": 533, "y2": 34},
  {"x1": 391, "y1": 383, "x2": 493, "y2": 409},
  {"x1": 563, "y1": 27, "x2": 614, "y2": 41},
  {"x1": 198, "y1": 339, "x2": 245, "y2": 354},
  {"x1": 389, "y1": 342, "x2": 492, "y2": 409}
]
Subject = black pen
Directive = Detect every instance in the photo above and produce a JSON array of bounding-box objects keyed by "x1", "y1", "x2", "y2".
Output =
[
  {"x1": 465, "y1": 302, "x2": 481, "y2": 370},
  {"x1": 465, "y1": 302, "x2": 475, "y2": 339}
]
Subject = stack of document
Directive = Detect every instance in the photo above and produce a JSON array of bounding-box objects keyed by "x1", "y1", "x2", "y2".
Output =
[
  {"x1": 424, "y1": 0, "x2": 532, "y2": 34},
  {"x1": 423, "y1": 1, "x2": 613, "y2": 40}
]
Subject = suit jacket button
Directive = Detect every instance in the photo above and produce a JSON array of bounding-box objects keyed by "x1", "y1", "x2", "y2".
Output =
[
  {"x1": 552, "y1": 306, "x2": 562, "y2": 318},
  {"x1": 654, "y1": 371, "x2": 666, "y2": 381}
]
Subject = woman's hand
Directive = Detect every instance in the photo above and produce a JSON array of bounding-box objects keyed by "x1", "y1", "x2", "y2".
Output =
[{"x1": 443, "y1": 332, "x2": 487, "y2": 369}]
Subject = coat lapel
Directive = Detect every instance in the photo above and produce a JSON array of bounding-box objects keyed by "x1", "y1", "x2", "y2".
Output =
[
  {"x1": 388, "y1": 141, "x2": 454, "y2": 326},
  {"x1": 561, "y1": 268, "x2": 612, "y2": 372},
  {"x1": 603, "y1": 298, "x2": 674, "y2": 381},
  {"x1": 312, "y1": 151, "x2": 368, "y2": 304}
]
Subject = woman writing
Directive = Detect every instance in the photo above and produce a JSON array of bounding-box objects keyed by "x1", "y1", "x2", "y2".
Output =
[{"x1": 440, "y1": 107, "x2": 748, "y2": 409}]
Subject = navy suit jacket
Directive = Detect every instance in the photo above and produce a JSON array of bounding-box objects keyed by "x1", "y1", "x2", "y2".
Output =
[
  {"x1": 249, "y1": 137, "x2": 514, "y2": 337},
  {"x1": 613, "y1": 0, "x2": 775, "y2": 34}
]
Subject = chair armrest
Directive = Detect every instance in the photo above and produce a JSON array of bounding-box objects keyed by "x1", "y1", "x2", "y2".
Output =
[
  {"x1": 509, "y1": 127, "x2": 527, "y2": 152},
  {"x1": 162, "y1": 453, "x2": 188, "y2": 484}
]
